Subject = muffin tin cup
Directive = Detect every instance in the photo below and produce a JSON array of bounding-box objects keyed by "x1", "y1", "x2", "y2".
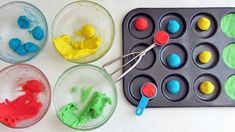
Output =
[
  {"x1": 190, "y1": 12, "x2": 217, "y2": 38},
  {"x1": 193, "y1": 74, "x2": 221, "y2": 101},
  {"x1": 159, "y1": 13, "x2": 186, "y2": 39},
  {"x1": 129, "y1": 43, "x2": 156, "y2": 70},
  {"x1": 192, "y1": 42, "x2": 219, "y2": 69},
  {"x1": 129, "y1": 13, "x2": 155, "y2": 39},
  {"x1": 160, "y1": 43, "x2": 187, "y2": 70},
  {"x1": 161, "y1": 74, "x2": 189, "y2": 102},
  {"x1": 129, "y1": 75, "x2": 156, "y2": 101}
]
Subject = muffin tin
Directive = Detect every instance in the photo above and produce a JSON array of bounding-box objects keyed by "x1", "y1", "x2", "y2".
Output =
[{"x1": 122, "y1": 8, "x2": 235, "y2": 107}]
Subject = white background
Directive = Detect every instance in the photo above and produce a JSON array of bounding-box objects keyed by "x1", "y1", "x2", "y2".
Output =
[{"x1": 1, "y1": 0, "x2": 235, "y2": 132}]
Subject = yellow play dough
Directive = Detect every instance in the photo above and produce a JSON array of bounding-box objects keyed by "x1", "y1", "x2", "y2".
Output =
[
  {"x1": 199, "y1": 81, "x2": 214, "y2": 95},
  {"x1": 76, "y1": 24, "x2": 95, "y2": 38},
  {"x1": 199, "y1": 51, "x2": 212, "y2": 64},
  {"x1": 197, "y1": 17, "x2": 211, "y2": 31},
  {"x1": 53, "y1": 24, "x2": 101, "y2": 60},
  {"x1": 72, "y1": 35, "x2": 101, "y2": 50}
]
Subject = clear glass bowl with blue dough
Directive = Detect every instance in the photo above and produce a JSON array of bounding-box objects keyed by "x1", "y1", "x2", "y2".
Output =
[
  {"x1": 0, "y1": 1, "x2": 48, "y2": 63},
  {"x1": 51, "y1": 1, "x2": 115, "y2": 63},
  {"x1": 53, "y1": 64, "x2": 117, "y2": 130}
]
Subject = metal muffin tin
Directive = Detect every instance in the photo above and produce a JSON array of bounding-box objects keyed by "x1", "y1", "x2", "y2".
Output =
[{"x1": 122, "y1": 8, "x2": 235, "y2": 107}]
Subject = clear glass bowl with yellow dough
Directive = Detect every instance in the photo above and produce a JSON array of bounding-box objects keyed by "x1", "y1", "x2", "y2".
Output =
[{"x1": 51, "y1": 1, "x2": 115, "y2": 63}]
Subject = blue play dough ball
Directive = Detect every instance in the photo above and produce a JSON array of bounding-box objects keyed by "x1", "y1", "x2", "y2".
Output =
[
  {"x1": 15, "y1": 46, "x2": 28, "y2": 56},
  {"x1": 23, "y1": 42, "x2": 40, "y2": 53},
  {"x1": 32, "y1": 26, "x2": 44, "y2": 40},
  {"x1": 9, "y1": 38, "x2": 21, "y2": 51},
  {"x1": 167, "y1": 20, "x2": 181, "y2": 34},
  {"x1": 166, "y1": 80, "x2": 180, "y2": 94},
  {"x1": 17, "y1": 16, "x2": 31, "y2": 29},
  {"x1": 167, "y1": 53, "x2": 182, "y2": 68}
]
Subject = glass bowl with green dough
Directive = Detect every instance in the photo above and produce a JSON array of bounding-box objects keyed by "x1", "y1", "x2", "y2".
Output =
[
  {"x1": 51, "y1": 0, "x2": 115, "y2": 64},
  {"x1": 53, "y1": 64, "x2": 117, "y2": 130}
]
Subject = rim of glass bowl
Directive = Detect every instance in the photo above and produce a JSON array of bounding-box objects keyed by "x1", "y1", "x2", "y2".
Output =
[
  {"x1": 53, "y1": 64, "x2": 118, "y2": 130},
  {"x1": 51, "y1": 0, "x2": 115, "y2": 64},
  {"x1": 0, "y1": 63, "x2": 51, "y2": 128}
]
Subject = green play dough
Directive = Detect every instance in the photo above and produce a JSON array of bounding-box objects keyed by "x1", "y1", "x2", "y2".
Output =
[
  {"x1": 221, "y1": 13, "x2": 235, "y2": 38},
  {"x1": 70, "y1": 86, "x2": 78, "y2": 93},
  {"x1": 58, "y1": 91, "x2": 112, "y2": 128},
  {"x1": 223, "y1": 44, "x2": 235, "y2": 69},
  {"x1": 81, "y1": 86, "x2": 93, "y2": 103},
  {"x1": 225, "y1": 75, "x2": 235, "y2": 100},
  {"x1": 58, "y1": 103, "x2": 79, "y2": 127}
]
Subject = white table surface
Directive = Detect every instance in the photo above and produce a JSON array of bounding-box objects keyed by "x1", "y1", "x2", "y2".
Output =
[{"x1": 1, "y1": 0, "x2": 235, "y2": 132}]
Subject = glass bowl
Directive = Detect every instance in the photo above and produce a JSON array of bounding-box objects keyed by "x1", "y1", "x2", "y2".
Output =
[
  {"x1": 53, "y1": 64, "x2": 117, "y2": 130},
  {"x1": 0, "y1": 1, "x2": 48, "y2": 64},
  {"x1": 0, "y1": 64, "x2": 51, "y2": 128},
  {"x1": 51, "y1": 1, "x2": 115, "y2": 63}
]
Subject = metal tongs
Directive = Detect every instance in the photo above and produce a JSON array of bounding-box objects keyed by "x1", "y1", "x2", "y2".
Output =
[{"x1": 103, "y1": 31, "x2": 170, "y2": 83}]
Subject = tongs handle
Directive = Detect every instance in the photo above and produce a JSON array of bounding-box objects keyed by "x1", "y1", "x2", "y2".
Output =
[{"x1": 103, "y1": 51, "x2": 141, "y2": 83}]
